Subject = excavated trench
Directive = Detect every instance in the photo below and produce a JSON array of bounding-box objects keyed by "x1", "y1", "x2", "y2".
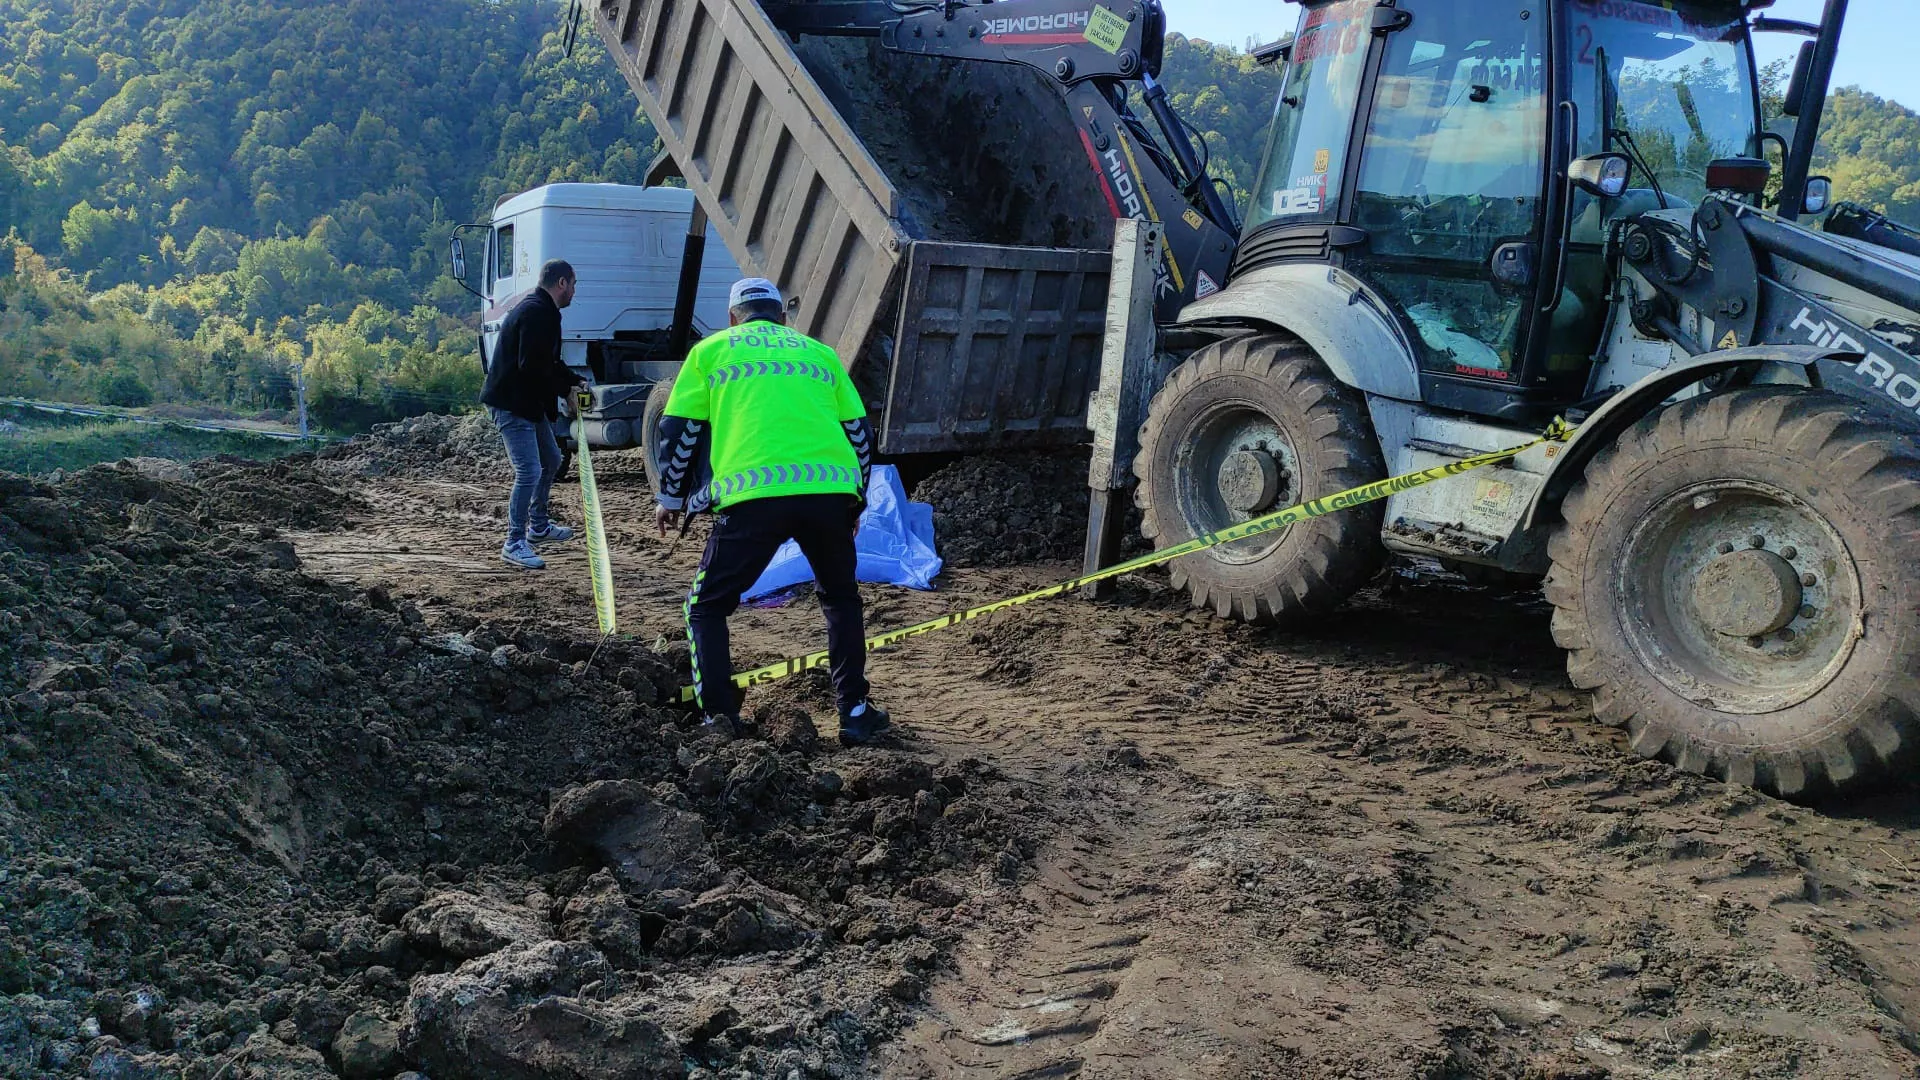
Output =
[{"x1": 0, "y1": 436, "x2": 1045, "y2": 1080}]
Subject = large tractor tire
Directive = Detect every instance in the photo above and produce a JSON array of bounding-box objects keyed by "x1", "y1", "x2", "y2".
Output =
[
  {"x1": 1134, "y1": 334, "x2": 1387, "y2": 623},
  {"x1": 1546, "y1": 387, "x2": 1920, "y2": 798}
]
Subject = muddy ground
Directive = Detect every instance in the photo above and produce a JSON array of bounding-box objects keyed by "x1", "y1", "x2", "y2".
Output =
[{"x1": 6, "y1": 417, "x2": 1920, "y2": 1079}]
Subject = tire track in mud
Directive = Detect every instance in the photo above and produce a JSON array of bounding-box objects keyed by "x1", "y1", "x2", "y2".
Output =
[
  {"x1": 295, "y1": 477, "x2": 1920, "y2": 1078},
  {"x1": 870, "y1": 581, "x2": 1920, "y2": 1077}
]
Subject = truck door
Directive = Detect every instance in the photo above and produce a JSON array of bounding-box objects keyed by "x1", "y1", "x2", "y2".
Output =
[
  {"x1": 1343, "y1": 1, "x2": 1550, "y2": 395},
  {"x1": 480, "y1": 222, "x2": 517, "y2": 372}
]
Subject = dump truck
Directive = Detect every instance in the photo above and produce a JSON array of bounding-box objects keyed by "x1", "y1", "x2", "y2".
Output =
[
  {"x1": 448, "y1": 182, "x2": 744, "y2": 455},
  {"x1": 585, "y1": 0, "x2": 1920, "y2": 798}
]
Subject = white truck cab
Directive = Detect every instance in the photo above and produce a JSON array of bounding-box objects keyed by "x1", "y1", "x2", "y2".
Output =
[{"x1": 450, "y1": 183, "x2": 741, "y2": 450}]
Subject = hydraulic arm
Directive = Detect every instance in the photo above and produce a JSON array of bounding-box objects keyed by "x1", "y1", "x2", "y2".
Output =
[{"x1": 761, "y1": 0, "x2": 1242, "y2": 319}]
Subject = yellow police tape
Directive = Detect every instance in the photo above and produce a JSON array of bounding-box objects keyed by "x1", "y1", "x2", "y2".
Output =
[
  {"x1": 572, "y1": 409, "x2": 619, "y2": 636},
  {"x1": 675, "y1": 418, "x2": 1577, "y2": 705}
]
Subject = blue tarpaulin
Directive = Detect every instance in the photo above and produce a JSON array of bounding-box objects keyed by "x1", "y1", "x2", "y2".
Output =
[{"x1": 745, "y1": 465, "x2": 943, "y2": 601}]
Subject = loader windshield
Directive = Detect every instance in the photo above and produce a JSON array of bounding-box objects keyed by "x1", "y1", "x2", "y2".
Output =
[
  {"x1": 1569, "y1": 1, "x2": 1759, "y2": 208},
  {"x1": 1246, "y1": 0, "x2": 1375, "y2": 229}
]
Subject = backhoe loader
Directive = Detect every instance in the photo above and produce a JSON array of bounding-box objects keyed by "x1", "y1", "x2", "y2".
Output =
[{"x1": 590, "y1": 0, "x2": 1920, "y2": 797}]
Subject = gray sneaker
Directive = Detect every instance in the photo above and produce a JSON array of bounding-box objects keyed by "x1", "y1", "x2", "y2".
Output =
[
  {"x1": 501, "y1": 539, "x2": 546, "y2": 569},
  {"x1": 528, "y1": 522, "x2": 576, "y2": 543}
]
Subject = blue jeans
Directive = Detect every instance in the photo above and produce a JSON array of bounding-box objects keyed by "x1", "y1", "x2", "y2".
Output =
[{"x1": 491, "y1": 407, "x2": 562, "y2": 543}]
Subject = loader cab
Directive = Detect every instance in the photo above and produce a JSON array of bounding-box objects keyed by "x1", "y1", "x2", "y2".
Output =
[{"x1": 1244, "y1": 0, "x2": 1764, "y2": 422}]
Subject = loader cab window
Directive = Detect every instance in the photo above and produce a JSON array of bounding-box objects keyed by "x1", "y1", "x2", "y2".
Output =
[
  {"x1": 1348, "y1": 0, "x2": 1549, "y2": 380},
  {"x1": 1245, "y1": 0, "x2": 1374, "y2": 230},
  {"x1": 1567, "y1": 2, "x2": 1758, "y2": 229}
]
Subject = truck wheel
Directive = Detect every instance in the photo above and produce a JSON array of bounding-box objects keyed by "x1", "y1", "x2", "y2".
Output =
[
  {"x1": 1546, "y1": 387, "x2": 1920, "y2": 797},
  {"x1": 639, "y1": 383, "x2": 670, "y2": 496},
  {"x1": 1133, "y1": 333, "x2": 1386, "y2": 623}
]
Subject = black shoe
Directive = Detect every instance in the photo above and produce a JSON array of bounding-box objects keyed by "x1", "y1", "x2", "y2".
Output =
[
  {"x1": 838, "y1": 700, "x2": 892, "y2": 746},
  {"x1": 699, "y1": 713, "x2": 741, "y2": 739}
]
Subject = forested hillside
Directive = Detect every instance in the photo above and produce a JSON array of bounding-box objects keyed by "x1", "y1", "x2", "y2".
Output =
[
  {"x1": 0, "y1": 0, "x2": 653, "y2": 426},
  {"x1": 4, "y1": 1, "x2": 1920, "y2": 429}
]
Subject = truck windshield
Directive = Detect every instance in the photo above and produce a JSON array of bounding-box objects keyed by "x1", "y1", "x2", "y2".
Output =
[
  {"x1": 1245, "y1": 0, "x2": 1375, "y2": 232},
  {"x1": 1570, "y1": 1, "x2": 1758, "y2": 207}
]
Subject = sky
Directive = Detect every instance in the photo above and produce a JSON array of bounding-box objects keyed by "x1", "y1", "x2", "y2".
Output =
[{"x1": 1164, "y1": 0, "x2": 1919, "y2": 110}]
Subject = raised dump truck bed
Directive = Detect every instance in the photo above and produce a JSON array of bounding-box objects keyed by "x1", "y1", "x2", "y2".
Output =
[{"x1": 589, "y1": 0, "x2": 1112, "y2": 453}]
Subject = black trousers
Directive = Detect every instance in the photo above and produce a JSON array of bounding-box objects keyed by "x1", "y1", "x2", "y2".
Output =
[{"x1": 685, "y1": 493, "x2": 868, "y2": 717}]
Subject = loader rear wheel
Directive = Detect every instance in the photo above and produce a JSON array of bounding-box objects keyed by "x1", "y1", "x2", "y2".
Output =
[
  {"x1": 1134, "y1": 334, "x2": 1386, "y2": 623},
  {"x1": 1546, "y1": 387, "x2": 1920, "y2": 798}
]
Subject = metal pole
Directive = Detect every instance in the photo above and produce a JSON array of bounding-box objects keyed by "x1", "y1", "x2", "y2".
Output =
[
  {"x1": 1779, "y1": 0, "x2": 1847, "y2": 221},
  {"x1": 294, "y1": 363, "x2": 309, "y2": 439},
  {"x1": 667, "y1": 202, "x2": 710, "y2": 363}
]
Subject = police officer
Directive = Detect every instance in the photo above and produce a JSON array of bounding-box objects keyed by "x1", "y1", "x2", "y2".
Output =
[{"x1": 653, "y1": 278, "x2": 891, "y2": 745}]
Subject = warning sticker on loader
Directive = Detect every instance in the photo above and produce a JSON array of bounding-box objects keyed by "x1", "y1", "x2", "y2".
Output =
[
  {"x1": 1085, "y1": 6, "x2": 1130, "y2": 53},
  {"x1": 676, "y1": 419, "x2": 1579, "y2": 705}
]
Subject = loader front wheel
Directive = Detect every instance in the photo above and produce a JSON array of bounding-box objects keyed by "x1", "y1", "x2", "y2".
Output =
[
  {"x1": 1134, "y1": 334, "x2": 1386, "y2": 623},
  {"x1": 1547, "y1": 387, "x2": 1920, "y2": 798}
]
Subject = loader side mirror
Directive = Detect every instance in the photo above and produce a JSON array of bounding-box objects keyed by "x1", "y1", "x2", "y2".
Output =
[
  {"x1": 449, "y1": 237, "x2": 467, "y2": 282},
  {"x1": 1804, "y1": 176, "x2": 1834, "y2": 216},
  {"x1": 1252, "y1": 36, "x2": 1292, "y2": 67},
  {"x1": 1370, "y1": 7, "x2": 1413, "y2": 34},
  {"x1": 1569, "y1": 153, "x2": 1631, "y2": 199},
  {"x1": 1706, "y1": 157, "x2": 1771, "y2": 198},
  {"x1": 1784, "y1": 40, "x2": 1815, "y2": 118}
]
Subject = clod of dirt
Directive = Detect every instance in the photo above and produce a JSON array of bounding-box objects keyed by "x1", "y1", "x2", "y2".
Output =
[
  {"x1": 912, "y1": 451, "x2": 1098, "y2": 567},
  {"x1": 402, "y1": 940, "x2": 683, "y2": 1080},
  {"x1": 543, "y1": 781, "x2": 719, "y2": 894},
  {"x1": 756, "y1": 706, "x2": 821, "y2": 753},
  {"x1": 401, "y1": 892, "x2": 551, "y2": 961},
  {"x1": 330, "y1": 1011, "x2": 403, "y2": 1079}
]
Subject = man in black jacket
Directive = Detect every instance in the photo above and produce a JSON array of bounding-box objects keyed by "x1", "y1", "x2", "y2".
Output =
[{"x1": 481, "y1": 259, "x2": 583, "y2": 569}]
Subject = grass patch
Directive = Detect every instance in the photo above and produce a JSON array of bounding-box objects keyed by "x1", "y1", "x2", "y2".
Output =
[{"x1": 0, "y1": 412, "x2": 310, "y2": 476}]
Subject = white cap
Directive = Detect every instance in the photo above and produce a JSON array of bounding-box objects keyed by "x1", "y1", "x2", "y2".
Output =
[{"x1": 729, "y1": 277, "x2": 783, "y2": 309}]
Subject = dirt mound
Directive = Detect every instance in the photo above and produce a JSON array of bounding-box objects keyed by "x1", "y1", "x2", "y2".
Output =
[
  {"x1": 794, "y1": 39, "x2": 1112, "y2": 251},
  {"x1": 314, "y1": 412, "x2": 507, "y2": 484},
  {"x1": 0, "y1": 460, "x2": 1036, "y2": 1079},
  {"x1": 912, "y1": 451, "x2": 1096, "y2": 568},
  {"x1": 195, "y1": 456, "x2": 368, "y2": 530}
]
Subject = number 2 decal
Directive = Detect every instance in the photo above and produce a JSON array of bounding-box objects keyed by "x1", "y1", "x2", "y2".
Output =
[{"x1": 1575, "y1": 24, "x2": 1595, "y2": 65}]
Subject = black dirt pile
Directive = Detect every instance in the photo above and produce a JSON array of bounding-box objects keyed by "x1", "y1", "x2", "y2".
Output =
[
  {"x1": 794, "y1": 39, "x2": 1112, "y2": 250},
  {"x1": 913, "y1": 450, "x2": 1097, "y2": 567},
  {"x1": 0, "y1": 462, "x2": 1036, "y2": 1079},
  {"x1": 312, "y1": 412, "x2": 508, "y2": 484}
]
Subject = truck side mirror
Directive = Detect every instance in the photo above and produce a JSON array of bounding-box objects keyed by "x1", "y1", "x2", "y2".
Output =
[
  {"x1": 449, "y1": 237, "x2": 468, "y2": 283},
  {"x1": 1569, "y1": 153, "x2": 1631, "y2": 199},
  {"x1": 1804, "y1": 176, "x2": 1834, "y2": 216}
]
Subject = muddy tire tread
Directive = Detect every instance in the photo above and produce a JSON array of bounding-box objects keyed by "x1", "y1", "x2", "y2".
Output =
[
  {"x1": 1134, "y1": 334, "x2": 1385, "y2": 625},
  {"x1": 1547, "y1": 387, "x2": 1920, "y2": 797}
]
